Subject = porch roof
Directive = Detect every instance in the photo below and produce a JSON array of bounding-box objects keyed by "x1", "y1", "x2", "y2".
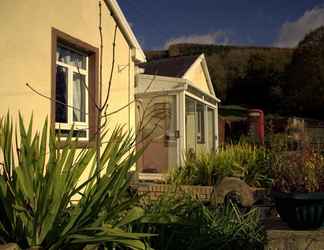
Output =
[
  {"x1": 139, "y1": 55, "x2": 199, "y2": 78},
  {"x1": 135, "y1": 74, "x2": 221, "y2": 103}
]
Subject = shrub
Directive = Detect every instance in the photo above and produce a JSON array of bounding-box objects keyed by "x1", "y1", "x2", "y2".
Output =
[
  {"x1": 268, "y1": 131, "x2": 324, "y2": 193},
  {"x1": 271, "y1": 147, "x2": 324, "y2": 193},
  {"x1": 169, "y1": 144, "x2": 271, "y2": 188},
  {"x1": 136, "y1": 191, "x2": 265, "y2": 250}
]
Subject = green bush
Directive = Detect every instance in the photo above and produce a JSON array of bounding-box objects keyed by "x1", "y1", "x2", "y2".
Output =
[
  {"x1": 136, "y1": 191, "x2": 265, "y2": 250},
  {"x1": 169, "y1": 144, "x2": 271, "y2": 187},
  {"x1": 0, "y1": 114, "x2": 149, "y2": 250}
]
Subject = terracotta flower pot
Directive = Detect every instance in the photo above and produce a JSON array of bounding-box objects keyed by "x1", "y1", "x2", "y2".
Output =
[{"x1": 272, "y1": 192, "x2": 324, "y2": 230}]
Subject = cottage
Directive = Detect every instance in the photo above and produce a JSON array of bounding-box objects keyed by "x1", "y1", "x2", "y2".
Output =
[
  {"x1": 0, "y1": 1, "x2": 220, "y2": 181},
  {"x1": 0, "y1": 0, "x2": 145, "y2": 145},
  {"x1": 135, "y1": 54, "x2": 220, "y2": 179}
]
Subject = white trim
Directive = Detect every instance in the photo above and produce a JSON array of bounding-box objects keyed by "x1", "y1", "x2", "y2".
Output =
[
  {"x1": 184, "y1": 91, "x2": 218, "y2": 109},
  {"x1": 135, "y1": 74, "x2": 188, "y2": 94},
  {"x1": 138, "y1": 173, "x2": 167, "y2": 181},
  {"x1": 206, "y1": 106, "x2": 217, "y2": 151},
  {"x1": 138, "y1": 73, "x2": 189, "y2": 85},
  {"x1": 179, "y1": 91, "x2": 186, "y2": 166},
  {"x1": 201, "y1": 54, "x2": 216, "y2": 96},
  {"x1": 103, "y1": 0, "x2": 146, "y2": 62},
  {"x1": 135, "y1": 90, "x2": 183, "y2": 98},
  {"x1": 215, "y1": 104, "x2": 219, "y2": 150},
  {"x1": 136, "y1": 74, "x2": 221, "y2": 103},
  {"x1": 175, "y1": 94, "x2": 181, "y2": 167},
  {"x1": 187, "y1": 82, "x2": 221, "y2": 103}
]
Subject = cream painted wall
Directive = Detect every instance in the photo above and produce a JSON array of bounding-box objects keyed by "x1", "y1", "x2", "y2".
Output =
[
  {"x1": 0, "y1": 0, "x2": 137, "y2": 134},
  {"x1": 183, "y1": 62, "x2": 211, "y2": 95}
]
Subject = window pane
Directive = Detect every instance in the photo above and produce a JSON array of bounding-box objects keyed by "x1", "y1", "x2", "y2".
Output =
[
  {"x1": 185, "y1": 97, "x2": 196, "y2": 152},
  {"x1": 197, "y1": 102, "x2": 205, "y2": 144},
  {"x1": 55, "y1": 65, "x2": 68, "y2": 123},
  {"x1": 73, "y1": 73, "x2": 86, "y2": 122},
  {"x1": 71, "y1": 51, "x2": 86, "y2": 69},
  {"x1": 207, "y1": 108, "x2": 215, "y2": 151},
  {"x1": 57, "y1": 45, "x2": 86, "y2": 69},
  {"x1": 57, "y1": 46, "x2": 71, "y2": 65},
  {"x1": 136, "y1": 95, "x2": 177, "y2": 174}
]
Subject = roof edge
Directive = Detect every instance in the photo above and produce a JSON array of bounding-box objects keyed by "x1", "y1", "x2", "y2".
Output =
[
  {"x1": 138, "y1": 74, "x2": 221, "y2": 102},
  {"x1": 103, "y1": 0, "x2": 146, "y2": 62}
]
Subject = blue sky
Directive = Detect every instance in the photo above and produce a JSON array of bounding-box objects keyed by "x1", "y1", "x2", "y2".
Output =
[{"x1": 117, "y1": 0, "x2": 324, "y2": 50}]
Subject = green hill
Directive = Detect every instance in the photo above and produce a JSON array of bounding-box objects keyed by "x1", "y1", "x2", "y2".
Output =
[{"x1": 146, "y1": 44, "x2": 294, "y2": 116}]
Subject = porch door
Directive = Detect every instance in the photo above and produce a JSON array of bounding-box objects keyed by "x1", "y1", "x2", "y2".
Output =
[
  {"x1": 165, "y1": 95, "x2": 179, "y2": 171},
  {"x1": 185, "y1": 97, "x2": 196, "y2": 152},
  {"x1": 139, "y1": 95, "x2": 179, "y2": 174}
]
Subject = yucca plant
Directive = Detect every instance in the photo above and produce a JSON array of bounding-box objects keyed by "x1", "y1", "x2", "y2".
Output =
[{"x1": 0, "y1": 114, "x2": 150, "y2": 250}]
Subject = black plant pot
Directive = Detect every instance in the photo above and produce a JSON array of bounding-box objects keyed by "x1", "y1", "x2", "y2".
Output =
[{"x1": 272, "y1": 192, "x2": 324, "y2": 230}]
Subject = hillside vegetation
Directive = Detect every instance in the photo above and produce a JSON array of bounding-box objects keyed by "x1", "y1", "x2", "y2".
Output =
[{"x1": 146, "y1": 27, "x2": 324, "y2": 119}]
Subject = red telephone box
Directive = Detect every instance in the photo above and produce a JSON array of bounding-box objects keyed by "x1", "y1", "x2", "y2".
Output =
[{"x1": 248, "y1": 109, "x2": 264, "y2": 145}]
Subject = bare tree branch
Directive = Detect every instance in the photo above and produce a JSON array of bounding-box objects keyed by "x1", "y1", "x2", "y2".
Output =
[
  {"x1": 101, "y1": 24, "x2": 118, "y2": 110},
  {"x1": 26, "y1": 83, "x2": 87, "y2": 114},
  {"x1": 76, "y1": 65, "x2": 101, "y2": 110},
  {"x1": 99, "y1": 0, "x2": 103, "y2": 110},
  {"x1": 95, "y1": 0, "x2": 104, "y2": 180},
  {"x1": 100, "y1": 73, "x2": 158, "y2": 118}
]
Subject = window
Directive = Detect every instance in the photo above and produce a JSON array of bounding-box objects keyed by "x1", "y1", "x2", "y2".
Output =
[
  {"x1": 52, "y1": 28, "x2": 98, "y2": 146},
  {"x1": 185, "y1": 96, "x2": 216, "y2": 151},
  {"x1": 55, "y1": 44, "x2": 89, "y2": 139},
  {"x1": 185, "y1": 97, "x2": 206, "y2": 150}
]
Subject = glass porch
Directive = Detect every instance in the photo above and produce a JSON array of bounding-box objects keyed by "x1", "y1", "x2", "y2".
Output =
[{"x1": 136, "y1": 87, "x2": 218, "y2": 176}]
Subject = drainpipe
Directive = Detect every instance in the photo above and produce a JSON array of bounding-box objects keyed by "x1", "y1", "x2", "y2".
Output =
[{"x1": 128, "y1": 48, "x2": 131, "y2": 132}]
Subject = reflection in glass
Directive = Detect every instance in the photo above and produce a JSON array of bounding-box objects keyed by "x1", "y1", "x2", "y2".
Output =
[
  {"x1": 57, "y1": 45, "x2": 86, "y2": 69},
  {"x1": 207, "y1": 108, "x2": 215, "y2": 151},
  {"x1": 196, "y1": 102, "x2": 205, "y2": 144},
  {"x1": 73, "y1": 73, "x2": 86, "y2": 122},
  {"x1": 185, "y1": 97, "x2": 196, "y2": 152},
  {"x1": 55, "y1": 65, "x2": 68, "y2": 123},
  {"x1": 137, "y1": 95, "x2": 177, "y2": 174}
]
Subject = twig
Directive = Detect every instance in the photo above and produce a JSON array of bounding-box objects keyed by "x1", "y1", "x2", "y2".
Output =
[
  {"x1": 26, "y1": 83, "x2": 86, "y2": 114},
  {"x1": 95, "y1": 0, "x2": 104, "y2": 180},
  {"x1": 76, "y1": 65, "x2": 100, "y2": 110},
  {"x1": 102, "y1": 100, "x2": 135, "y2": 117},
  {"x1": 99, "y1": 0, "x2": 103, "y2": 110},
  {"x1": 100, "y1": 74, "x2": 158, "y2": 118},
  {"x1": 101, "y1": 24, "x2": 118, "y2": 110}
]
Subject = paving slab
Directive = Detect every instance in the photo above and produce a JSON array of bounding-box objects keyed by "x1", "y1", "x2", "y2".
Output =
[{"x1": 265, "y1": 218, "x2": 324, "y2": 250}]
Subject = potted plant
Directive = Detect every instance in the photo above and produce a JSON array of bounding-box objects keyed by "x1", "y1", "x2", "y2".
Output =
[{"x1": 271, "y1": 145, "x2": 324, "y2": 229}]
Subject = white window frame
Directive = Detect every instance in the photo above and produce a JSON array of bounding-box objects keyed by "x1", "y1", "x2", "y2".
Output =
[
  {"x1": 184, "y1": 93, "x2": 217, "y2": 151},
  {"x1": 55, "y1": 44, "x2": 89, "y2": 140}
]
